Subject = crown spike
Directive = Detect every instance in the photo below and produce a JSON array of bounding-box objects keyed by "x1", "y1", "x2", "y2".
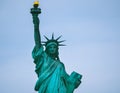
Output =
[
  {"x1": 59, "y1": 44, "x2": 66, "y2": 46},
  {"x1": 44, "y1": 35, "x2": 49, "y2": 41},
  {"x1": 56, "y1": 35, "x2": 62, "y2": 41},
  {"x1": 52, "y1": 33, "x2": 54, "y2": 40},
  {"x1": 58, "y1": 40, "x2": 66, "y2": 43}
]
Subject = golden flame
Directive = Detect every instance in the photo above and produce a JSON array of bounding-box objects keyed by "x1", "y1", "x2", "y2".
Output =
[{"x1": 34, "y1": 0, "x2": 39, "y2": 5}]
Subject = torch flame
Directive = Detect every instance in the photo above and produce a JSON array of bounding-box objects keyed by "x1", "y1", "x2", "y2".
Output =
[{"x1": 34, "y1": 0, "x2": 39, "y2": 5}]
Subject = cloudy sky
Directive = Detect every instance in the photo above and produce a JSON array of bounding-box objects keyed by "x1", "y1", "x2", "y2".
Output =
[{"x1": 0, "y1": 0, "x2": 120, "y2": 93}]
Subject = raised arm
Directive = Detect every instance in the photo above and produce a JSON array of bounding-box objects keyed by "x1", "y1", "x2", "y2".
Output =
[{"x1": 31, "y1": 4, "x2": 42, "y2": 50}]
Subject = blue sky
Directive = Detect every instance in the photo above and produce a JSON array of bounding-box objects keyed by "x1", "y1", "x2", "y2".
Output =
[{"x1": 0, "y1": 0, "x2": 120, "y2": 93}]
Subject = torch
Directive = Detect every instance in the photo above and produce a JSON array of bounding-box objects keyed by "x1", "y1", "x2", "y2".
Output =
[
  {"x1": 30, "y1": 0, "x2": 41, "y2": 27},
  {"x1": 30, "y1": 0, "x2": 41, "y2": 14}
]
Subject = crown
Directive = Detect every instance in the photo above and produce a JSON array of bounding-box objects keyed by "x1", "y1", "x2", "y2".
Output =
[{"x1": 42, "y1": 33, "x2": 66, "y2": 48}]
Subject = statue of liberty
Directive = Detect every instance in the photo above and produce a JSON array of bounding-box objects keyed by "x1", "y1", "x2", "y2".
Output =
[{"x1": 30, "y1": 1, "x2": 82, "y2": 93}]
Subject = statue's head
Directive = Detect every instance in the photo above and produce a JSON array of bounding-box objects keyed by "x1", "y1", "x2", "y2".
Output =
[
  {"x1": 45, "y1": 42, "x2": 59, "y2": 59},
  {"x1": 43, "y1": 33, "x2": 65, "y2": 60}
]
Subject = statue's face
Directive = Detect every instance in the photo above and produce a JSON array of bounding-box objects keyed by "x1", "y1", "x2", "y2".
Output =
[{"x1": 48, "y1": 44, "x2": 57, "y2": 55}]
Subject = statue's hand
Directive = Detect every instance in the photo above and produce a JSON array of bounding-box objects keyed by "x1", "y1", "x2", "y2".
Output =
[{"x1": 74, "y1": 78, "x2": 81, "y2": 88}]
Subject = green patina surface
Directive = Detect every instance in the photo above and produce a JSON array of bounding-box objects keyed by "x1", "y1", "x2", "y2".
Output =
[{"x1": 30, "y1": 4, "x2": 82, "y2": 93}]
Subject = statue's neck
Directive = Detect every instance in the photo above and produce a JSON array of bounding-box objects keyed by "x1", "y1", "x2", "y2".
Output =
[
  {"x1": 51, "y1": 56, "x2": 57, "y2": 60},
  {"x1": 47, "y1": 53, "x2": 56, "y2": 60}
]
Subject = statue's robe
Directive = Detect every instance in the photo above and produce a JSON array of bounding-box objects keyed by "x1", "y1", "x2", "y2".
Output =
[{"x1": 32, "y1": 46, "x2": 81, "y2": 93}]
